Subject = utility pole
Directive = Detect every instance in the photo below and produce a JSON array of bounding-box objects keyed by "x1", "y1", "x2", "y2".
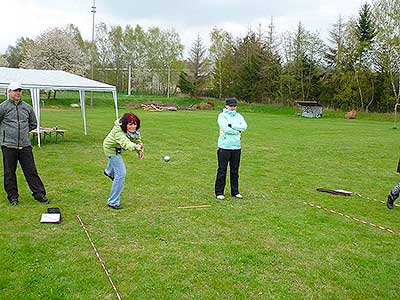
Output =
[
  {"x1": 219, "y1": 59, "x2": 222, "y2": 99},
  {"x1": 167, "y1": 65, "x2": 171, "y2": 98},
  {"x1": 90, "y1": 0, "x2": 96, "y2": 106},
  {"x1": 128, "y1": 64, "x2": 132, "y2": 96}
]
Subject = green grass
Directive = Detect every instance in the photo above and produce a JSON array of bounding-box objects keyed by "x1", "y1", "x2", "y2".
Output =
[
  {"x1": 1, "y1": 102, "x2": 400, "y2": 299},
  {"x1": 35, "y1": 91, "x2": 398, "y2": 122}
]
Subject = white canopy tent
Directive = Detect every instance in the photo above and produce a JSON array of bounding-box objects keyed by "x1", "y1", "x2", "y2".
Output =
[{"x1": 0, "y1": 67, "x2": 119, "y2": 147}]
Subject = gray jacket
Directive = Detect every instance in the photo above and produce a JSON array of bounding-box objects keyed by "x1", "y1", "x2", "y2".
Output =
[{"x1": 0, "y1": 99, "x2": 37, "y2": 148}]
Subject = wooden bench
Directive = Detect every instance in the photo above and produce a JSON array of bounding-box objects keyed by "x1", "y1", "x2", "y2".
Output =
[
  {"x1": 55, "y1": 129, "x2": 65, "y2": 143},
  {"x1": 31, "y1": 128, "x2": 66, "y2": 145}
]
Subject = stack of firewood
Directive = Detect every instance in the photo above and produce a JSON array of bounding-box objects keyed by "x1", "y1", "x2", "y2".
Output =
[
  {"x1": 141, "y1": 104, "x2": 177, "y2": 111},
  {"x1": 345, "y1": 110, "x2": 357, "y2": 119}
]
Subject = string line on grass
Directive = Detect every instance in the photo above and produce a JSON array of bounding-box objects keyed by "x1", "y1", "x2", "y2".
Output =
[
  {"x1": 354, "y1": 192, "x2": 400, "y2": 207},
  {"x1": 303, "y1": 202, "x2": 400, "y2": 236},
  {"x1": 177, "y1": 204, "x2": 212, "y2": 209},
  {"x1": 77, "y1": 215, "x2": 123, "y2": 300}
]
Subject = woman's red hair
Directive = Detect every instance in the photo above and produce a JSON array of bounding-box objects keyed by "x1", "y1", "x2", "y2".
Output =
[{"x1": 119, "y1": 113, "x2": 140, "y2": 132}]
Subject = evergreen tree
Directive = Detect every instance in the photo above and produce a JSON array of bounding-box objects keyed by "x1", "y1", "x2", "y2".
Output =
[
  {"x1": 356, "y1": 3, "x2": 376, "y2": 44},
  {"x1": 232, "y1": 31, "x2": 265, "y2": 102},
  {"x1": 187, "y1": 35, "x2": 210, "y2": 96},
  {"x1": 352, "y1": 3, "x2": 377, "y2": 111},
  {"x1": 177, "y1": 71, "x2": 195, "y2": 95}
]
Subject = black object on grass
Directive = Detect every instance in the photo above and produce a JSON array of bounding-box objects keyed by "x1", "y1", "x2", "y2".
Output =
[{"x1": 316, "y1": 188, "x2": 353, "y2": 196}]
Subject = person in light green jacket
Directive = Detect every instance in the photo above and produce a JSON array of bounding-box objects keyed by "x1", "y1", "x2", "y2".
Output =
[
  {"x1": 103, "y1": 112, "x2": 144, "y2": 209},
  {"x1": 215, "y1": 98, "x2": 247, "y2": 200}
]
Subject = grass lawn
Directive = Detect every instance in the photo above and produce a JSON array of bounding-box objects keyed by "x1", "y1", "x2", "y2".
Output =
[{"x1": 0, "y1": 96, "x2": 400, "y2": 299}]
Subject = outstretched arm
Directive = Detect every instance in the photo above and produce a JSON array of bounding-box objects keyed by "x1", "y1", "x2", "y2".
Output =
[{"x1": 115, "y1": 131, "x2": 142, "y2": 152}]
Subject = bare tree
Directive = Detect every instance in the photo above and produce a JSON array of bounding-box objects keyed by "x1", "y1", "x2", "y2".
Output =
[
  {"x1": 5, "y1": 37, "x2": 33, "y2": 68},
  {"x1": 0, "y1": 55, "x2": 8, "y2": 67},
  {"x1": 374, "y1": 0, "x2": 400, "y2": 105},
  {"x1": 346, "y1": 3, "x2": 377, "y2": 112},
  {"x1": 123, "y1": 24, "x2": 147, "y2": 93},
  {"x1": 209, "y1": 27, "x2": 234, "y2": 99},
  {"x1": 281, "y1": 22, "x2": 326, "y2": 101},
  {"x1": 95, "y1": 22, "x2": 113, "y2": 81},
  {"x1": 326, "y1": 15, "x2": 347, "y2": 68},
  {"x1": 145, "y1": 27, "x2": 184, "y2": 94}
]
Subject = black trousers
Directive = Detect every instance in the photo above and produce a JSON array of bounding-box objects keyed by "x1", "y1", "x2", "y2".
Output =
[
  {"x1": 1, "y1": 146, "x2": 46, "y2": 201},
  {"x1": 215, "y1": 148, "x2": 241, "y2": 196}
]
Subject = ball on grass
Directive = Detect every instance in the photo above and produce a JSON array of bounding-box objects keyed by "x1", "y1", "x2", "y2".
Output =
[{"x1": 163, "y1": 155, "x2": 171, "y2": 162}]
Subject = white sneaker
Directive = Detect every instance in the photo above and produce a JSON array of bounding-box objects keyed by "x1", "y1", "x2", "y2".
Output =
[
  {"x1": 216, "y1": 195, "x2": 225, "y2": 200},
  {"x1": 234, "y1": 193, "x2": 243, "y2": 199}
]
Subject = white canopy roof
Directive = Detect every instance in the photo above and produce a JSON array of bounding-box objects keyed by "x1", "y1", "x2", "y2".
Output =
[
  {"x1": 0, "y1": 67, "x2": 119, "y2": 147},
  {"x1": 0, "y1": 67, "x2": 116, "y2": 92}
]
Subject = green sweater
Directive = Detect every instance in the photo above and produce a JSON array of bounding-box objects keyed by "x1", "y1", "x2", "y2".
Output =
[{"x1": 103, "y1": 120, "x2": 142, "y2": 157}]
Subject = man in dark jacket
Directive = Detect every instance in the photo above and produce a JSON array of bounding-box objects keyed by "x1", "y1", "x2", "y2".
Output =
[{"x1": 0, "y1": 82, "x2": 49, "y2": 205}]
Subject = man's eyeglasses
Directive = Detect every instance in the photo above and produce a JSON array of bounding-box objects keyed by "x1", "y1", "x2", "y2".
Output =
[{"x1": 228, "y1": 105, "x2": 237, "y2": 107}]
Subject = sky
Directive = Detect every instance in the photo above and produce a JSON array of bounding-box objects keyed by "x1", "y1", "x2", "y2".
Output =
[{"x1": 1, "y1": 0, "x2": 371, "y2": 57}]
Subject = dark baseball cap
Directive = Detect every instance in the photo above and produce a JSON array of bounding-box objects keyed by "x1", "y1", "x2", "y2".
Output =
[{"x1": 225, "y1": 98, "x2": 238, "y2": 106}]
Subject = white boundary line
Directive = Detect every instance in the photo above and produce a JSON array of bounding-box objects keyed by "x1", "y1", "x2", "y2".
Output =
[
  {"x1": 77, "y1": 215, "x2": 123, "y2": 300},
  {"x1": 303, "y1": 202, "x2": 400, "y2": 236},
  {"x1": 354, "y1": 192, "x2": 400, "y2": 207}
]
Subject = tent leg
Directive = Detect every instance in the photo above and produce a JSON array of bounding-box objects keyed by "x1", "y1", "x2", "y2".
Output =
[
  {"x1": 112, "y1": 90, "x2": 119, "y2": 119},
  {"x1": 80, "y1": 90, "x2": 87, "y2": 135}
]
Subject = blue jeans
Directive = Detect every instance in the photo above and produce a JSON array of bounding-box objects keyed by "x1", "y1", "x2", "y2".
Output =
[{"x1": 105, "y1": 155, "x2": 126, "y2": 206}]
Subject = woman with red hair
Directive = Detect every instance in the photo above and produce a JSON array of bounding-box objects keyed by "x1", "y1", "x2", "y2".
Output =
[{"x1": 103, "y1": 113, "x2": 144, "y2": 209}]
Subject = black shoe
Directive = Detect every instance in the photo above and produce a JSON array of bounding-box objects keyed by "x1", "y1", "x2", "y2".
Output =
[
  {"x1": 9, "y1": 198, "x2": 18, "y2": 206},
  {"x1": 35, "y1": 197, "x2": 50, "y2": 204},
  {"x1": 104, "y1": 171, "x2": 114, "y2": 181},
  {"x1": 387, "y1": 193, "x2": 395, "y2": 209},
  {"x1": 108, "y1": 204, "x2": 123, "y2": 210}
]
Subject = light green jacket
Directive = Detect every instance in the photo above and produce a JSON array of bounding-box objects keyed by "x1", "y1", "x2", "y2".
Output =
[
  {"x1": 103, "y1": 120, "x2": 142, "y2": 157},
  {"x1": 217, "y1": 108, "x2": 247, "y2": 149}
]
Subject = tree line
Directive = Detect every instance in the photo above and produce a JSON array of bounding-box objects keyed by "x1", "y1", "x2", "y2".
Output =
[{"x1": 1, "y1": 0, "x2": 399, "y2": 112}]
